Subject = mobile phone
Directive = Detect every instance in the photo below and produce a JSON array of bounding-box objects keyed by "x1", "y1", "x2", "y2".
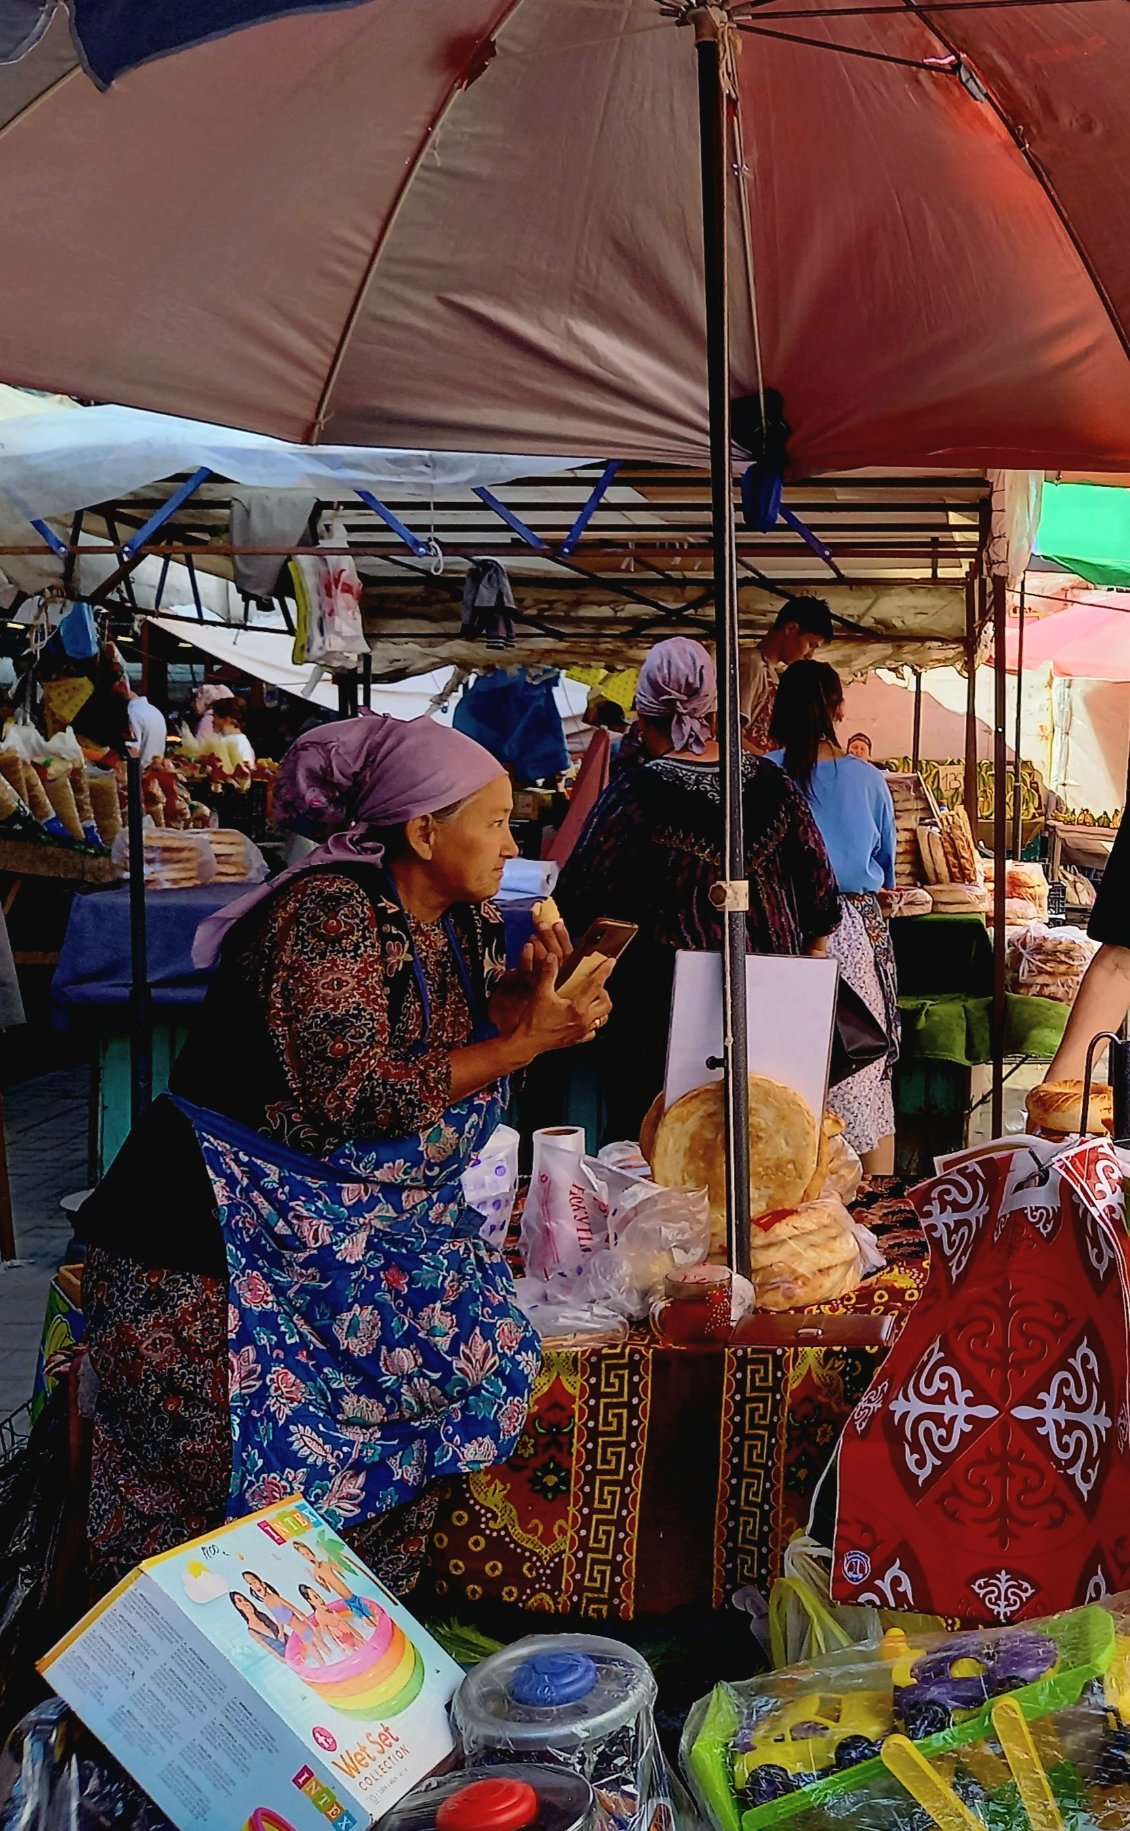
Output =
[{"x1": 557, "y1": 917, "x2": 638, "y2": 990}]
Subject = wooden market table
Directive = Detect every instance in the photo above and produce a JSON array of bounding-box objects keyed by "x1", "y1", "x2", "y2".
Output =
[{"x1": 424, "y1": 1185, "x2": 929, "y2": 1620}]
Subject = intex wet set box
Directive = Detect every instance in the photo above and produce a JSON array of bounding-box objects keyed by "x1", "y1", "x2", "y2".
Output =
[{"x1": 40, "y1": 1496, "x2": 461, "y2": 1831}]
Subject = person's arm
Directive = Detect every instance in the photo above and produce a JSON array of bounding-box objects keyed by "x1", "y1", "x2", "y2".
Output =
[
  {"x1": 876, "y1": 777, "x2": 897, "y2": 890},
  {"x1": 1045, "y1": 944, "x2": 1130, "y2": 1081}
]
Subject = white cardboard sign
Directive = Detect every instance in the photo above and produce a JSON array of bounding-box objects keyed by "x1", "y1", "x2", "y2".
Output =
[{"x1": 665, "y1": 951, "x2": 839, "y2": 1118}]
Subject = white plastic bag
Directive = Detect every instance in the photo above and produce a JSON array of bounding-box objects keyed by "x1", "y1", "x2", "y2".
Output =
[
  {"x1": 111, "y1": 823, "x2": 217, "y2": 889},
  {"x1": 461, "y1": 1123, "x2": 520, "y2": 1248},
  {"x1": 517, "y1": 1153, "x2": 711, "y2": 1329},
  {"x1": 1006, "y1": 920, "x2": 1098, "y2": 1005}
]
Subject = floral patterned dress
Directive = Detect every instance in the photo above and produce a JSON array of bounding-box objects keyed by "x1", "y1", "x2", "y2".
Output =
[{"x1": 82, "y1": 866, "x2": 539, "y2": 1594}]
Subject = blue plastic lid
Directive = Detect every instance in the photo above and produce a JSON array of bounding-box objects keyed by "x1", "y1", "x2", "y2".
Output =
[{"x1": 510, "y1": 1651, "x2": 599, "y2": 1708}]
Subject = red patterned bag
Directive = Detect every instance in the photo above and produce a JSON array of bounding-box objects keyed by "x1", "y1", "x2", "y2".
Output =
[{"x1": 832, "y1": 1136, "x2": 1130, "y2": 1623}]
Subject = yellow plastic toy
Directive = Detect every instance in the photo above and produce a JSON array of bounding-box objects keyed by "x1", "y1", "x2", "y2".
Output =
[
  {"x1": 733, "y1": 1690, "x2": 891, "y2": 1793},
  {"x1": 1103, "y1": 1636, "x2": 1130, "y2": 1726},
  {"x1": 880, "y1": 1735, "x2": 985, "y2": 1831},
  {"x1": 991, "y1": 1697, "x2": 1066, "y2": 1831}
]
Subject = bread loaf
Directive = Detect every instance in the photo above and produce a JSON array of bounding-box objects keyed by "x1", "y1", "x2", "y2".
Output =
[
  {"x1": 652, "y1": 1075, "x2": 818, "y2": 1260},
  {"x1": 1026, "y1": 1079, "x2": 1113, "y2": 1137}
]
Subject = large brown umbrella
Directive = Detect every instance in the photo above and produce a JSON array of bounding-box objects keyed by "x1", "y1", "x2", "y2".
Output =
[{"x1": 1, "y1": 0, "x2": 1130, "y2": 472}]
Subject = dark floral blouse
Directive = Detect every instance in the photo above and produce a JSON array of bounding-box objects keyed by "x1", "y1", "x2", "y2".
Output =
[{"x1": 238, "y1": 871, "x2": 508, "y2": 1155}]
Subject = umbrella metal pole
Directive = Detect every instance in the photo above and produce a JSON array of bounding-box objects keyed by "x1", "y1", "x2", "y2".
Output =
[
  {"x1": 126, "y1": 749, "x2": 152, "y2": 1125},
  {"x1": 964, "y1": 576, "x2": 979, "y2": 833},
  {"x1": 1012, "y1": 578, "x2": 1025, "y2": 861},
  {"x1": 692, "y1": 7, "x2": 751, "y2": 1282},
  {"x1": 991, "y1": 574, "x2": 1008, "y2": 1137},
  {"x1": 911, "y1": 669, "x2": 923, "y2": 774}
]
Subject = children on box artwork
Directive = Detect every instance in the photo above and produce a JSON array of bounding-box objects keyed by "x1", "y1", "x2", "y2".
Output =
[{"x1": 230, "y1": 1534, "x2": 378, "y2": 1665}]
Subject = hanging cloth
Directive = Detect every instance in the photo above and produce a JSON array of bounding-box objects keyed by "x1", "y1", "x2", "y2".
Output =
[{"x1": 460, "y1": 557, "x2": 515, "y2": 648}]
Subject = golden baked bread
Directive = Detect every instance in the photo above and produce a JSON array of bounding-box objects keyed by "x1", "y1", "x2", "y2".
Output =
[
  {"x1": 1026, "y1": 1079, "x2": 1113, "y2": 1137},
  {"x1": 749, "y1": 1197, "x2": 862, "y2": 1311},
  {"x1": 651, "y1": 1075, "x2": 818, "y2": 1259},
  {"x1": 801, "y1": 1113, "x2": 842, "y2": 1201},
  {"x1": 532, "y1": 896, "x2": 561, "y2": 929},
  {"x1": 639, "y1": 1093, "x2": 664, "y2": 1168}
]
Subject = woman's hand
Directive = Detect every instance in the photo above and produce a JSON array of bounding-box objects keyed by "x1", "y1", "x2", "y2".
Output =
[
  {"x1": 507, "y1": 948, "x2": 613, "y2": 1064},
  {"x1": 488, "y1": 921, "x2": 571, "y2": 1033}
]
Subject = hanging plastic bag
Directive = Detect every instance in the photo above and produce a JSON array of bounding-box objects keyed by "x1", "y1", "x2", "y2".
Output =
[
  {"x1": 461, "y1": 1123, "x2": 521, "y2": 1248},
  {"x1": 0, "y1": 1699, "x2": 175, "y2": 1831}
]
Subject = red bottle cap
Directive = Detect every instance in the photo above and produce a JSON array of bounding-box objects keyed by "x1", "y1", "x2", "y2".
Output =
[{"x1": 436, "y1": 1779, "x2": 540, "y2": 1831}]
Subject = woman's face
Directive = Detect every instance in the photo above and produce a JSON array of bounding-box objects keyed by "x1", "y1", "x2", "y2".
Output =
[{"x1": 418, "y1": 776, "x2": 518, "y2": 902}]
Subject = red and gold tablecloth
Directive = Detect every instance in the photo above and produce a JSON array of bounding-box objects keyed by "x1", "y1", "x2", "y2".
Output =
[{"x1": 425, "y1": 1187, "x2": 928, "y2": 1620}]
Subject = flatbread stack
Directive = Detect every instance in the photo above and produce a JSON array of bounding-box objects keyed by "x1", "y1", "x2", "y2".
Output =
[
  {"x1": 749, "y1": 1197, "x2": 863, "y2": 1311},
  {"x1": 1006, "y1": 924, "x2": 1096, "y2": 1006},
  {"x1": 651, "y1": 1074, "x2": 819, "y2": 1260},
  {"x1": 118, "y1": 829, "x2": 214, "y2": 889},
  {"x1": 209, "y1": 829, "x2": 259, "y2": 883}
]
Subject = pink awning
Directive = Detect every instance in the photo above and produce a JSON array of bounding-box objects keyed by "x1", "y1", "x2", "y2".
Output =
[
  {"x1": 3, "y1": 5, "x2": 1130, "y2": 470},
  {"x1": 1000, "y1": 595, "x2": 1130, "y2": 680}
]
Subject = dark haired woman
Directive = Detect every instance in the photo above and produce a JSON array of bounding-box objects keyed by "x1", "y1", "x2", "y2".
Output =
[
  {"x1": 768, "y1": 660, "x2": 899, "y2": 1173},
  {"x1": 558, "y1": 638, "x2": 840, "y2": 1144}
]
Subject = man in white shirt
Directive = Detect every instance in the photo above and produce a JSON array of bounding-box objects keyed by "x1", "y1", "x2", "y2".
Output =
[
  {"x1": 739, "y1": 596, "x2": 834, "y2": 753},
  {"x1": 127, "y1": 690, "x2": 168, "y2": 767}
]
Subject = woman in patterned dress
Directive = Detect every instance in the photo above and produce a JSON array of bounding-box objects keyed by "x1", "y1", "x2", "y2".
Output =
[
  {"x1": 767, "y1": 661, "x2": 900, "y2": 1172},
  {"x1": 78, "y1": 716, "x2": 611, "y2": 1596},
  {"x1": 557, "y1": 638, "x2": 841, "y2": 1144}
]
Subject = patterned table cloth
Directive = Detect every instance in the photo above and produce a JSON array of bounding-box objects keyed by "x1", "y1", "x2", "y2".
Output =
[{"x1": 425, "y1": 1186, "x2": 929, "y2": 1620}]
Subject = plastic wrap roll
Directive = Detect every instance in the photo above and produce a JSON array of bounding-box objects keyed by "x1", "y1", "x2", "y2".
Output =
[{"x1": 522, "y1": 1127, "x2": 591, "y2": 1280}]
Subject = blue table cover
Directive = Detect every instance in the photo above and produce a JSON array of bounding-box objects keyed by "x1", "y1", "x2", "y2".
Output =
[{"x1": 54, "y1": 885, "x2": 539, "y2": 1022}]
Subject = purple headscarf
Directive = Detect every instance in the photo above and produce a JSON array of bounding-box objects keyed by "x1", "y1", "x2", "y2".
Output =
[
  {"x1": 192, "y1": 713, "x2": 504, "y2": 967},
  {"x1": 634, "y1": 637, "x2": 717, "y2": 754}
]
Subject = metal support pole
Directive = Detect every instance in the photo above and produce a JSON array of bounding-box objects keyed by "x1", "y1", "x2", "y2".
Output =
[
  {"x1": 126, "y1": 751, "x2": 152, "y2": 1125},
  {"x1": 911, "y1": 669, "x2": 923, "y2": 775},
  {"x1": 991, "y1": 575, "x2": 1008, "y2": 1138},
  {"x1": 964, "y1": 577, "x2": 979, "y2": 833},
  {"x1": 692, "y1": 6, "x2": 751, "y2": 1281},
  {"x1": 1012, "y1": 578, "x2": 1026, "y2": 862}
]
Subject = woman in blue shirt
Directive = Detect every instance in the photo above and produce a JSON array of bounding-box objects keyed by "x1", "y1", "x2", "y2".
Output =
[{"x1": 768, "y1": 662, "x2": 899, "y2": 1172}]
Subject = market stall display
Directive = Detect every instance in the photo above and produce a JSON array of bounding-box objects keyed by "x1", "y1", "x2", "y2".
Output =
[
  {"x1": 683, "y1": 1601, "x2": 1127, "y2": 1831},
  {"x1": 425, "y1": 1188, "x2": 929, "y2": 1618}
]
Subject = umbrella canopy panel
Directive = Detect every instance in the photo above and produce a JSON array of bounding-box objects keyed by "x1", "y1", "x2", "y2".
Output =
[
  {"x1": 1000, "y1": 595, "x2": 1130, "y2": 681},
  {"x1": 1036, "y1": 481, "x2": 1130, "y2": 587},
  {"x1": 2, "y1": 3, "x2": 1130, "y2": 471}
]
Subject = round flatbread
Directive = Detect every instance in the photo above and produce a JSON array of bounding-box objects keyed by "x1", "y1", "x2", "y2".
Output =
[{"x1": 652, "y1": 1075, "x2": 818, "y2": 1258}]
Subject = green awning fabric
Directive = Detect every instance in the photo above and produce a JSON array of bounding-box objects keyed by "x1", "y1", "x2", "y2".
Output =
[{"x1": 1038, "y1": 480, "x2": 1130, "y2": 586}]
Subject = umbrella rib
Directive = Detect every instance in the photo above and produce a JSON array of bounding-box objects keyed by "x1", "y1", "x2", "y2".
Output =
[
  {"x1": 894, "y1": 0, "x2": 1130, "y2": 372},
  {"x1": 308, "y1": 0, "x2": 529, "y2": 444}
]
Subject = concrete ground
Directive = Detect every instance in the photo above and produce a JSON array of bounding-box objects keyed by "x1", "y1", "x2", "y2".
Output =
[{"x1": 0, "y1": 1066, "x2": 88, "y2": 1427}]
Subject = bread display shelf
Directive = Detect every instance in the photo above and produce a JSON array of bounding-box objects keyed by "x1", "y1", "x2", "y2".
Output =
[{"x1": 0, "y1": 835, "x2": 116, "y2": 884}]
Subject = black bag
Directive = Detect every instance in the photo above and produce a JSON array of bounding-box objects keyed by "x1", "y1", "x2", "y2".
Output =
[{"x1": 829, "y1": 979, "x2": 888, "y2": 1087}]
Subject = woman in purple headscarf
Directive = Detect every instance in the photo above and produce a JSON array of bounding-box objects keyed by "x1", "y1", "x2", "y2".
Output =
[
  {"x1": 556, "y1": 637, "x2": 841, "y2": 1143},
  {"x1": 78, "y1": 715, "x2": 611, "y2": 1597}
]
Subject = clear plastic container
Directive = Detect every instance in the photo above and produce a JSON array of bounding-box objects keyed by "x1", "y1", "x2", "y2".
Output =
[
  {"x1": 379, "y1": 1764, "x2": 600, "y2": 1831},
  {"x1": 452, "y1": 1636, "x2": 675, "y2": 1831}
]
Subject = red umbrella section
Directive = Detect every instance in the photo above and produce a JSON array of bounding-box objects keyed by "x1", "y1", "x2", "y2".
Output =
[{"x1": 0, "y1": 1, "x2": 1130, "y2": 470}]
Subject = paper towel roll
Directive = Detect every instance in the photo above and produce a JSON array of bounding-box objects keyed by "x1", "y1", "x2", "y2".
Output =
[
  {"x1": 523, "y1": 1127, "x2": 591, "y2": 1280},
  {"x1": 498, "y1": 857, "x2": 560, "y2": 901}
]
